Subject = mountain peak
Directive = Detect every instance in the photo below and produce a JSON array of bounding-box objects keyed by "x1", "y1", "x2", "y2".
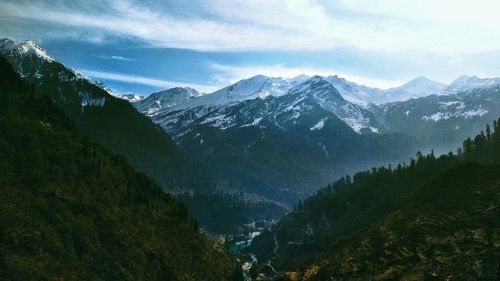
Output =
[
  {"x1": 453, "y1": 74, "x2": 480, "y2": 83},
  {"x1": 445, "y1": 75, "x2": 500, "y2": 94},
  {"x1": 166, "y1": 87, "x2": 200, "y2": 97},
  {"x1": 410, "y1": 75, "x2": 432, "y2": 83},
  {"x1": 0, "y1": 38, "x2": 55, "y2": 62},
  {"x1": 384, "y1": 76, "x2": 447, "y2": 101},
  {"x1": 399, "y1": 76, "x2": 446, "y2": 88},
  {"x1": 135, "y1": 87, "x2": 202, "y2": 115}
]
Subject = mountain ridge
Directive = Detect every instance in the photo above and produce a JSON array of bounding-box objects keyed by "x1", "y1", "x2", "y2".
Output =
[
  {"x1": 0, "y1": 56, "x2": 242, "y2": 281},
  {"x1": 0, "y1": 37, "x2": 218, "y2": 192}
]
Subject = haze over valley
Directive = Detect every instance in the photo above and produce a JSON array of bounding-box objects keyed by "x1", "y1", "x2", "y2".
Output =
[{"x1": 1, "y1": 1, "x2": 500, "y2": 280}]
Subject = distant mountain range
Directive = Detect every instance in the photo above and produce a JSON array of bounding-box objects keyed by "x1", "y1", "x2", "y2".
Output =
[
  {"x1": 132, "y1": 69, "x2": 500, "y2": 204},
  {"x1": 0, "y1": 38, "x2": 290, "y2": 234},
  {"x1": 133, "y1": 69, "x2": 500, "y2": 145},
  {"x1": 4, "y1": 37, "x2": 498, "y2": 206},
  {"x1": 2, "y1": 38, "x2": 499, "y2": 280}
]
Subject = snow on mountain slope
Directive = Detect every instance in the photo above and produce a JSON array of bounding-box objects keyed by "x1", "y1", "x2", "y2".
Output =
[
  {"x1": 0, "y1": 38, "x2": 55, "y2": 63},
  {"x1": 324, "y1": 75, "x2": 383, "y2": 106},
  {"x1": 444, "y1": 75, "x2": 500, "y2": 94},
  {"x1": 135, "y1": 70, "x2": 500, "y2": 138},
  {"x1": 325, "y1": 75, "x2": 446, "y2": 105},
  {"x1": 133, "y1": 74, "x2": 311, "y2": 133},
  {"x1": 383, "y1": 76, "x2": 447, "y2": 101},
  {"x1": 116, "y1": 94, "x2": 144, "y2": 103},
  {"x1": 135, "y1": 87, "x2": 201, "y2": 116},
  {"x1": 148, "y1": 76, "x2": 376, "y2": 135},
  {"x1": 172, "y1": 74, "x2": 308, "y2": 109},
  {"x1": 284, "y1": 76, "x2": 374, "y2": 133}
]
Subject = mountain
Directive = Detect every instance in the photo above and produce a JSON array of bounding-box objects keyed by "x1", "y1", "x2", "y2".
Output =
[
  {"x1": 134, "y1": 75, "x2": 309, "y2": 133},
  {"x1": 383, "y1": 76, "x2": 447, "y2": 102},
  {"x1": 118, "y1": 93, "x2": 144, "y2": 103},
  {"x1": 133, "y1": 69, "x2": 500, "y2": 206},
  {"x1": 0, "y1": 56, "x2": 241, "y2": 281},
  {"x1": 0, "y1": 38, "x2": 293, "y2": 235},
  {"x1": 136, "y1": 75, "x2": 417, "y2": 204},
  {"x1": 0, "y1": 38, "x2": 216, "y2": 192},
  {"x1": 135, "y1": 87, "x2": 201, "y2": 116},
  {"x1": 373, "y1": 85, "x2": 500, "y2": 152},
  {"x1": 249, "y1": 120, "x2": 500, "y2": 279},
  {"x1": 445, "y1": 75, "x2": 500, "y2": 94},
  {"x1": 323, "y1": 75, "x2": 383, "y2": 106},
  {"x1": 287, "y1": 162, "x2": 500, "y2": 280},
  {"x1": 324, "y1": 75, "x2": 446, "y2": 105}
]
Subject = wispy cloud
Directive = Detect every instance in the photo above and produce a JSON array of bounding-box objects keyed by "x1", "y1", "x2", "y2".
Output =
[
  {"x1": 82, "y1": 69, "x2": 220, "y2": 93},
  {"x1": 3, "y1": 0, "x2": 500, "y2": 87},
  {"x1": 2, "y1": 0, "x2": 500, "y2": 56},
  {"x1": 210, "y1": 63, "x2": 404, "y2": 89},
  {"x1": 95, "y1": 55, "x2": 136, "y2": 61}
]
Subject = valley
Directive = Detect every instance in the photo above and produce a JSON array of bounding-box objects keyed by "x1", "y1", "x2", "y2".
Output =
[
  {"x1": 1, "y1": 37, "x2": 499, "y2": 280},
  {"x1": 132, "y1": 64, "x2": 500, "y2": 208}
]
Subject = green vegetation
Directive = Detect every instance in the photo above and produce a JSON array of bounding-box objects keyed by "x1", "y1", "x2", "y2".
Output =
[
  {"x1": 291, "y1": 162, "x2": 500, "y2": 280},
  {"x1": 0, "y1": 57, "x2": 241, "y2": 280},
  {"x1": 251, "y1": 119, "x2": 500, "y2": 279},
  {"x1": 1, "y1": 50, "x2": 217, "y2": 193},
  {"x1": 177, "y1": 191, "x2": 287, "y2": 234}
]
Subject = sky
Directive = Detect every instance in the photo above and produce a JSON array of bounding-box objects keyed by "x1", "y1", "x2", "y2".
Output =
[{"x1": 2, "y1": 0, "x2": 500, "y2": 95}]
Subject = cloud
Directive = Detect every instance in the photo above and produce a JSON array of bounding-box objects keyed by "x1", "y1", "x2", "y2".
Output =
[
  {"x1": 210, "y1": 63, "x2": 404, "y2": 89},
  {"x1": 82, "y1": 69, "x2": 220, "y2": 93},
  {"x1": 95, "y1": 55, "x2": 136, "y2": 61},
  {"x1": 2, "y1": 0, "x2": 500, "y2": 57}
]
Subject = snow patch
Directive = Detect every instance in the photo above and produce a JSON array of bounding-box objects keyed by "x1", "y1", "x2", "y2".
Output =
[
  {"x1": 240, "y1": 117, "x2": 263, "y2": 127},
  {"x1": 462, "y1": 107, "x2": 488, "y2": 118},
  {"x1": 200, "y1": 114, "x2": 234, "y2": 130},
  {"x1": 439, "y1": 101, "x2": 465, "y2": 109},
  {"x1": 422, "y1": 106, "x2": 488, "y2": 121},
  {"x1": 310, "y1": 118, "x2": 327, "y2": 131}
]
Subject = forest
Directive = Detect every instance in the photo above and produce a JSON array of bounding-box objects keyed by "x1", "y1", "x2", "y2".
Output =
[
  {"x1": 0, "y1": 56, "x2": 242, "y2": 280},
  {"x1": 249, "y1": 118, "x2": 500, "y2": 279}
]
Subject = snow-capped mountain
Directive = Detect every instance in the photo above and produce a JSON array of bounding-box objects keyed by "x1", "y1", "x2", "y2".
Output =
[
  {"x1": 117, "y1": 94, "x2": 144, "y2": 103},
  {"x1": 383, "y1": 76, "x2": 447, "y2": 101},
  {"x1": 372, "y1": 84, "x2": 500, "y2": 153},
  {"x1": 134, "y1": 75, "x2": 417, "y2": 202},
  {"x1": 181, "y1": 76, "x2": 377, "y2": 134},
  {"x1": 324, "y1": 75, "x2": 384, "y2": 105},
  {"x1": 324, "y1": 75, "x2": 446, "y2": 105},
  {"x1": 160, "y1": 74, "x2": 307, "y2": 110},
  {"x1": 134, "y1": 72, "x2": 497, "y2": 137},
  {"x1": 133, "y1": 71, "x2": 500, "y2": 202},
  {"x1": 0, "y1": 38, "x2": 55, "y2": 63},
  {"x1": 5, "y1": 37, "x2": 497, "y2": 205},
  {"x1": 134, "y1": 74, "x2": 311, "y2": 133},
  {"x1": 135, "y1": 87, "x2": 201, "y2": 116},
  {"x1": 135, "y1": 75, "x2": 377, "y2": 135},
  {"x1": 444, "y1": 75, "x2": 500, "y2": 94}
]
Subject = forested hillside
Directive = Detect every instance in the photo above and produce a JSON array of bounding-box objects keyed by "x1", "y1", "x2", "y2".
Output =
[
  {"x1": 293, "y1": 162, "x2": 500, "y2": 280},
  {"x1": 0, "y1": 57, "x2": 241, "y2": 280},
  {"x1": 0, "y1": 38, "x2": 217, "y2": 192},
  {"x1": 177, "y1": 192, "x2": 287, "y2": 234},
  {"x1": 250, "y1": 118, "x2": 500, "y2": 279}
]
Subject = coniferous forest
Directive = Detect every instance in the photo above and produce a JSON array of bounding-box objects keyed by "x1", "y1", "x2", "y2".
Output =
[
  {"x1": 1, "y1": 6, "x2": 500, "y2": 279},
  {"x1": 0, "y1": 57, "x2": 242, "y2": 280},
  {"x1": 249, "y1": 119, "x2": 500, "y2": 279}
]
